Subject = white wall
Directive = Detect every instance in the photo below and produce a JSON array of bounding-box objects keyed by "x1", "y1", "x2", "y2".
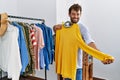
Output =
[
  {"x1": 0, "y1": 0, "x2": 18, "y2": 15},
  {"x1": 17, "y1": 0, "x2": 56, "y2": 27},
  {"x1": 80, "y1": 0, "x2": 120, "y2": 80}
]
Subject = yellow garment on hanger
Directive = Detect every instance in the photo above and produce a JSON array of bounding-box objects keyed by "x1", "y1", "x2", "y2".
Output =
[{"x1": 55, "y1": 23, "x2": 114, "y2": 80}]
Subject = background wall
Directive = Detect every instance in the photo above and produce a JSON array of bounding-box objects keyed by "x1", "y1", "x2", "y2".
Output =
[
  {"x1": 17, "y1": 0, "x2": 56, "y2": 27},
  {"x1": 0, "y1": 0, "x2": 18, "y2": 15}
]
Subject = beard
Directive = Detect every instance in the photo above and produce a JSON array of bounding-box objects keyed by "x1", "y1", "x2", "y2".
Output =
[{"x1": 70, "y1": 18, "x2": 79, "y2": 23}]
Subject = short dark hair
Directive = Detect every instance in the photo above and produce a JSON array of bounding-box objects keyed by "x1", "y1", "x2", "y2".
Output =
[{"x1": 69, "y1": 4, "x2": 82, "y2": 14}]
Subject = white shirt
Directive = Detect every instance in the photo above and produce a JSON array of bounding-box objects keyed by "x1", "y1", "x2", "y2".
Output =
[
  {"x1": 77, "y1": 23, "x2": 94, "y2": 69},
  {"x1": 0, "y1": 24, "x2": 22, "y2": 80}
]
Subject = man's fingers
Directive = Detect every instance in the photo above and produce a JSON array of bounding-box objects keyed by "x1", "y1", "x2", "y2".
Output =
[
  {"x1": 56, "y1": 25, "x2": 62, "y2": 29},
  {"x1": 102, "y1": 59, "x2": 114, "y2": 64}
]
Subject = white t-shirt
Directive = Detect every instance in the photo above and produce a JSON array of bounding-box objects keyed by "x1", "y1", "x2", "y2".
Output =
[
  {"x1": 77, "y1": 23, "x2": 94, "y2": 69},
  {"x1": 0, "y1": 24, "x2": 22, "y2": 80}
]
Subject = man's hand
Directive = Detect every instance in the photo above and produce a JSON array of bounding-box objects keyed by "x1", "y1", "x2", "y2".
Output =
[
  {"x1": 101, "y1": 59, "x2": 114, "y2": 64},
  {"x1": 53, "y1": 24, "x2": 62, "y2": 33}
]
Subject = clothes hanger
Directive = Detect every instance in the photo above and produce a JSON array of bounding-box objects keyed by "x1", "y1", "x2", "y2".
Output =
[{"x1": 64, "y1": 21, "x2": 73, "y2": 28}]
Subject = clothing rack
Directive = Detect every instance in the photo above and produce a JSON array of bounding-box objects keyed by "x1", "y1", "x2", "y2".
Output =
[
  {"x1": 5, "y1": 15, "x2": 47, "y2": 80},
  {"x1": 8, "y1": 15, "x2": 45, "y2": 24}
]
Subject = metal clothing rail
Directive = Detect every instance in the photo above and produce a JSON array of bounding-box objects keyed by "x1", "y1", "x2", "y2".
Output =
[
  {"x1": 8, "y1": 15, "x2": 45, "y2": 24},
  {"x1": 8, "y1": 15, "x2": 47, "y2": 80}
]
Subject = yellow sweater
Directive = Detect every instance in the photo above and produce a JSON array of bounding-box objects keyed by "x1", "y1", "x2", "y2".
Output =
[{"x1": 55, "y1": 24, "x2": 114, "y2": 80}]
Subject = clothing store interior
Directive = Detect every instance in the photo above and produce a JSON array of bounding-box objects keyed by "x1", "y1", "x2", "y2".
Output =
[{"x1": 0, "y1": 0, "x2": 119, "y2": 80}]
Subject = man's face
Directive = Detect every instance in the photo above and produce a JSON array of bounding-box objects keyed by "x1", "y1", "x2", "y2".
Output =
[{"x1": 69, "y1": 9, "x2": 81, "y2": 23}]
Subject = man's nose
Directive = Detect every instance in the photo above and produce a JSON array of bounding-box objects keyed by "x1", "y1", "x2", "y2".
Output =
[{"x1": 74, "y1": 15, "x2": 78, "y2": 18}]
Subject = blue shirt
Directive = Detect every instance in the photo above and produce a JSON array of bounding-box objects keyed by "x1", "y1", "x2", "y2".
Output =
[
  {"x1": 36, "y1": 23, "x2": 49, "y2": 70},
  {"x1": 46, "y1": 27, "x2": 54, "y2": 64},
  {"x1": 39, "y1": 48, "x2": 45, "y2": 69},
  {"x1": 12, "y1": 22, "x2": 29, "y2": 73}
]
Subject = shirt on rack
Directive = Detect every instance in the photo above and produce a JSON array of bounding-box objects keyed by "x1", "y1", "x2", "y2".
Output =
[
  {"x1": 36, "y1": 23, "x2": 49, "y2": 70},
  {"x1": 36, "y1": 24, "x2": 54, "y2": 69},
  {"x1": 0, "y1": 24, "x2": 22, "y2": 80},
  {"x1": 18, "y1": 22, "x2": 35, "y2": 74},
  {"x1": 46, "y1": 27, "x2": 54, "y2": 64},
  {"x1": 32, "y1": 25, "x2": 44, "y2": 70},
  {"x1": 30, "y1": 28, "x2": 37, "y2": 47},
  {"x1": 36, "y1": 23, "x2": 54, "y2": 70},
  {"x1": 11, "y1": 22, "x2": 29, "y2": 73}
]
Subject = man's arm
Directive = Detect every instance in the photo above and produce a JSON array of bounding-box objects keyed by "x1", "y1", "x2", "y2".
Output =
[
  {"x1": 79, "y1": 23, "x2": 113, "y2": 64},
  {"x1": 53, "y1": 24, "x2": 114, "y2": 65},
  {"x1": 88, "y1": 42, "x2": 99, "y2": 50},
  {"x1": 88, "y1": 42, "x2": 114, "y2": 64}
]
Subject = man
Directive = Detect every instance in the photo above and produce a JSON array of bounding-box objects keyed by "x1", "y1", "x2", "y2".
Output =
[{"x1": 53, "y1": 4, "x2": 113, "y2": 80}]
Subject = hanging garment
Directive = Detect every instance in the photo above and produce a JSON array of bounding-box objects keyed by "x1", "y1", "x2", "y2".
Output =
[
  {"x1": 17, "y1": 22, "x2": 35, "y2": 74},
  {"x1": 11, "y1": 22, "x2": 29, "y2": 73},
  {"x1": 36, "y1": 24, "x2": 54, "y2": 70},
  {"x1": 55, "y1": 23, "x2": 114, "y2": 80},
  {"x1": 46, "y1": 27, "x2": 54, "y2": 64},
  {"x1": 32, "y1": 24, "x2": 45, "y2": 70},
  {"x1": 0, "y1": 24, "x2": 22, "y2": 80},
  {"x1": 35, "y1": 23, "x2": 50, "y2": 70},
  {"x1": 30, "y1": 29, "x2": 37, "y2": 46},
  {"x1": 55, "y1": 24, "x2": 79, "y2": 80}
]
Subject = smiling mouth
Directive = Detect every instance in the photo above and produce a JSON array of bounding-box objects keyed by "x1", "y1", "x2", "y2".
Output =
[
  {"x1": 73, "y1": 18, "x2": 78, "y2": 20},
  {"x1": 73, "y1": 19, "x2": 78, "y2": 21}
]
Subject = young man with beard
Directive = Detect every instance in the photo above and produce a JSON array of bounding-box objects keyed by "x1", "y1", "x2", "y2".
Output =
[{"x1": 53, "y1": 4, "x2": 113, "y2": 80}]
